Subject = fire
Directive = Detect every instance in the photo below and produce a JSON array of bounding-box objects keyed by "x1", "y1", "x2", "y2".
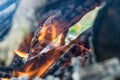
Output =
[
  {"x1": 1, "y1": 78, "x2": 9, "y2": 80},
  {"x1": 51, "y1": 25, "x2": 57, "y2": 40},
  {"x1": 14, "y1": 50, "x2": 27, "y2": 58},
  {"x1": 13, "y1": 62, "x2": 38, "y2": 77},
  {"x1": 38, "y1": 26, "x2": 47, "y2": 41},
  {"x1": 38, "y1": 24, "x2": 57, "y2": 41},
  {"x1": 13, "y1": 24, "x2": 60, "y2": 78},
  {"x1": 36, "y1": 57, "x2": 56, "y2": 77}
]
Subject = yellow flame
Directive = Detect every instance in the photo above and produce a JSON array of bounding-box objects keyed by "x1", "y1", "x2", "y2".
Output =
[
  {"x1": 1, "y1": 78, "x2": 9, "y2": 80},
  {"x1": 38, "y1": 26, "x2": 47, "y2": 41},
  {"x1": 14, "y1": 50, "x2": 27, "y2": 58}
]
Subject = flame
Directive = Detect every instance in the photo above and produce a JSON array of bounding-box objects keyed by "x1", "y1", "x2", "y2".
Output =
[
  {"x1": 38, "y1": 26, "x2": 47, "y2": 41},
  {"x1": 51, "y1": 25, "x2": 57, "y2": 40},
  {"x1": 1, "y1": 78, "x2": 9, "y2": 80},
  {"x1": 13, "y1": 47, "x2": 62, "y2": 78},
  {"x1": 14, "y1": 50, "x2": 27, "y2": 58},
  {"x1": 36, "y1": 58, "x2": 55, "y2": 77},
  {"x1": 38, "y1": 24, "x2": 57, "y2": 41},
  {"x1": 13, "y1": 22, "x2": 61, "y2": 78},
  {"x1": 13, "y1": 62, "x2": 38, "y2": 77}
]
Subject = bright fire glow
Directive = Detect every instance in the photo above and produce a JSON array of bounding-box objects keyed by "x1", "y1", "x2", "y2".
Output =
[
  {"x1": 13, "y1": 51, "x2": 62, "y2": 78},
  {"x1": 51, "y1": 25, "x2": 57, "y2": 40},
  {"x1": 13, "y1": 24, "x2": 61, "y2": 78},
  {"x1": 38, "y1": 26, "x2": 47, "y2": 41},
  {"x1": 13, "y1": 62, "x2": 38, "y2": 77},
  {"x1": 14, "y1": 50, "x2": 27, "y2": 58},
  {"x1": 1, "y1": 78, "x2": 9, "y2": 80}
]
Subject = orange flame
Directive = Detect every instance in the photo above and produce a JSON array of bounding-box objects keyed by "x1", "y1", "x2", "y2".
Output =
[
  {"x1": 13, "y1": 62, "x2": 38, "y2": 77},
  {"x1": 51, "y1": 25, "x2": 57, "y2": 40},
  {"x1": 13, "y1": 61, "x2": 51, "y2": 78},
  {"x1": 38, "y1": 26, "x2": 47, "y2": 41},
  {"x1": 13, "y1": 23, "x2": 61, "y2": 78},
  {"x1": 14, "y1": 50, "x2": 27, "y2": 58},
  {"x1": 38, "y1": 24, "x2": 57, "y2": 41},
  {"x1": 36, "y1": 58, "x2": 55, "y2": 77}
]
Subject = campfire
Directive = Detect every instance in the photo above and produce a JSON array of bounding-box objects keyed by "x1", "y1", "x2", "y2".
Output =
[
  {"x1": 1, "y1": 0, "x2": 120, "y2": 80},
  {"x1": 0, "y1": 14, "x2": 92, "y2": 79},
  {"x1": 12, "y1": 23, "x2": 92, "y2": 78}
]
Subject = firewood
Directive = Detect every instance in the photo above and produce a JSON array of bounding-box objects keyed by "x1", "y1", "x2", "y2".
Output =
[
  {"x1": 10, "y1": 25, "x2": 92, "y2": 78},
  {"x1": 28, "y1": 0, "x2": 102, "y2": 58},
  {"x1": 9, "y1": 0, "x2": 103, "y2": 78}
]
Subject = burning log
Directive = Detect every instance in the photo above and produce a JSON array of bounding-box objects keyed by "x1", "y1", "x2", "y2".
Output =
[
  {"x1": 2, "y1": 0, "x2": 120, "y2": 80},
  {"x1": 28, "y1": 0, "x2": 103, "y2": 58},
  {"x1": 10, "y1": 27, "x2": 92, "y2": 78},
  {"x1": 0, "y1": 0, "x2": 104, "y2": 79}
]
